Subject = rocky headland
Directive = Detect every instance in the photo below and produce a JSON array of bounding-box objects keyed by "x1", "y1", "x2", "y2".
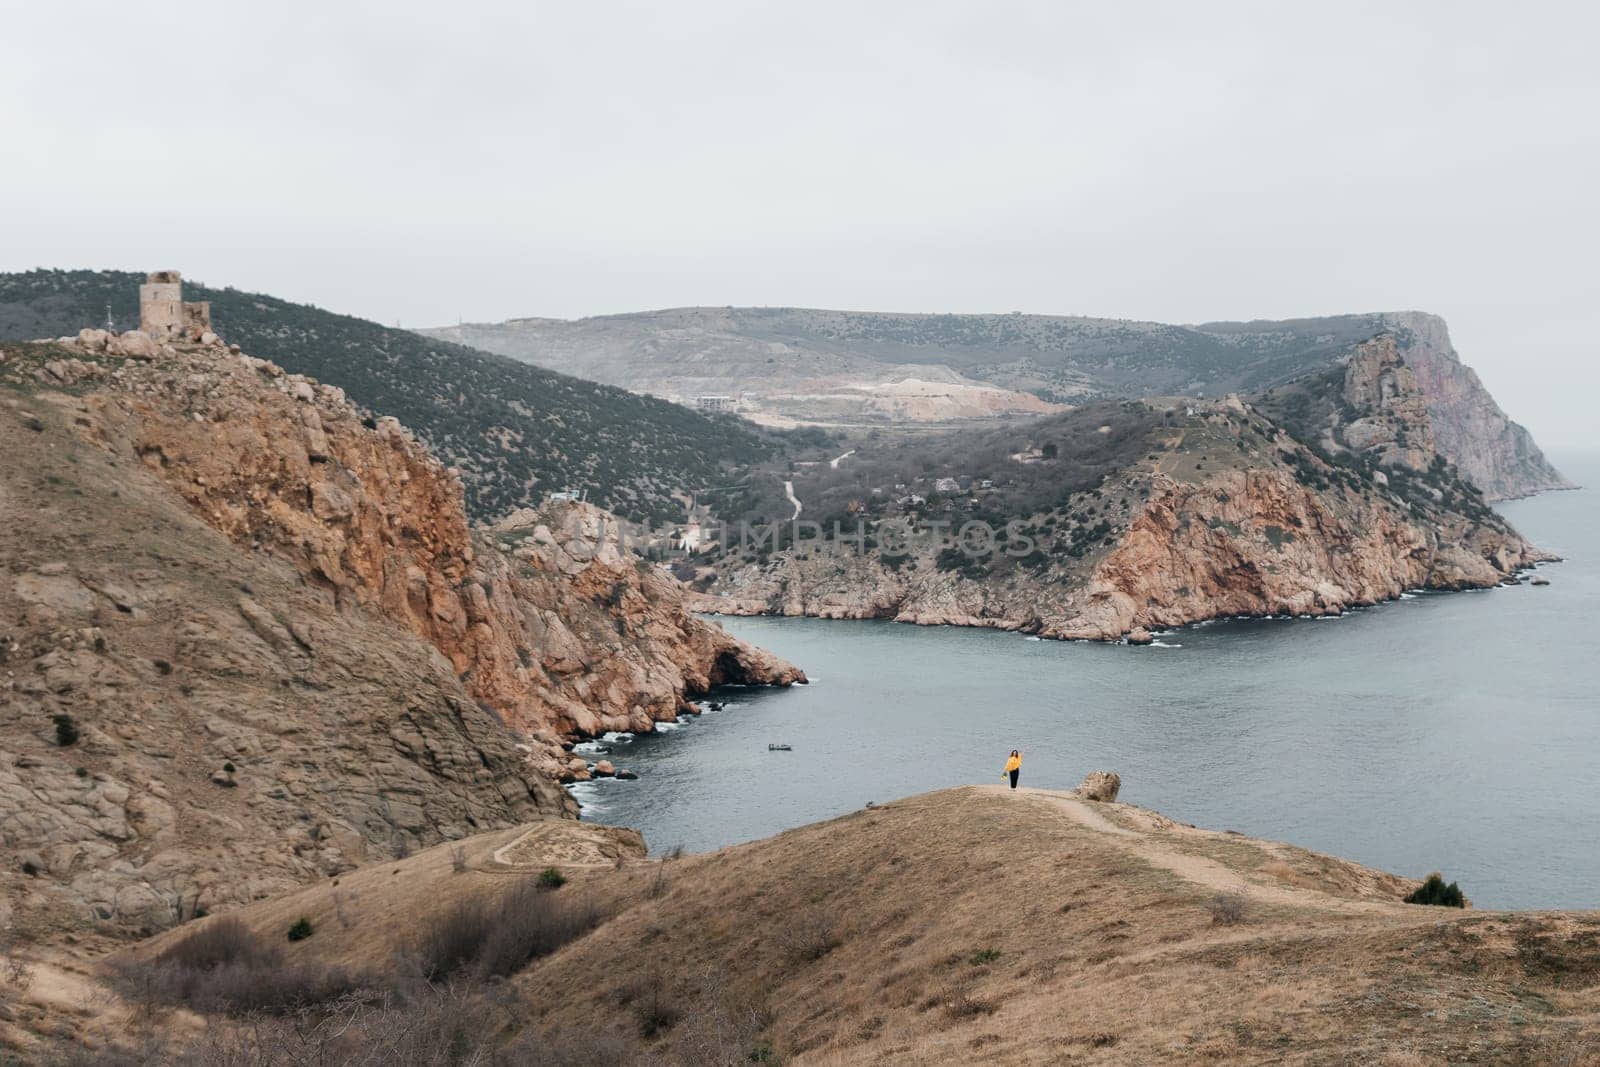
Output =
[
  {"x1": 0, "y1": 327, "x2": 800, "y2": 944},
  {"x1": 691, "y1": 335, "x2": 1552, "y2": 639}
]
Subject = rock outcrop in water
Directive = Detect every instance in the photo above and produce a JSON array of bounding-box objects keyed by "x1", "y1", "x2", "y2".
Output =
[{"x1": 694, "y1": 335, "x2": 1550, "y2": 639}]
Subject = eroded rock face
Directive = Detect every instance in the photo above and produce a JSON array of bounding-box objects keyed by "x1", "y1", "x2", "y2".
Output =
[
  {"x1": 26, "y1": 337, "x2": 800, "y2": 780},
  {"x1": 0, "y1": 333, "x2": 801, "y2": 945},
  {"x1": 1381, "y1": 312, "x2": 1573, "y2": 500},
  {"x1": 0, "y1": 397, "x2": 566, "y2": 947}
]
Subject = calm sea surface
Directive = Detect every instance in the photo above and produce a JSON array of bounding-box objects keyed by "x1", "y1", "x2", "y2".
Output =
[{"x1": 578, "y1": 455, "x2": 1600, "y2": 909}]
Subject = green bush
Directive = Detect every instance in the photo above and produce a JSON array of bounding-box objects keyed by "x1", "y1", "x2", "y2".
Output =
[
  {"x1": 538, "y1": 866, "x2": 567, "y2": 890},
  {"x1": 287, "y1": 917, "x2": 314, "y2": 941},
  {"x1": 1404, "y1": 873, "x2": 1465, "y2": 908},
  {"x1": 52, "y1": 713, "x2": 79, "y2": 747}
]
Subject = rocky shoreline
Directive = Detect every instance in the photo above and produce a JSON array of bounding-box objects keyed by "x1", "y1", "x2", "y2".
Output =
[{"x1": 692, "y1": 558, "x2": 1556, "y2": 646}]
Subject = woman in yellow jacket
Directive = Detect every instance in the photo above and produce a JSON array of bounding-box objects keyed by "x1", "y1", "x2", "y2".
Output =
[{"x1": 1002, "y1": 750, "x2": 1022, "y2": 790}]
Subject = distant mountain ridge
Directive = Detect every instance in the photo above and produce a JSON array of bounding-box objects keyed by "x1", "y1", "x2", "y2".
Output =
[
  {"x1": 428, "y1": 305, "x2": 1571, "y2": 500},
  {"x1": 0, "y1": 270, "x2": 775, "y2": 523}
]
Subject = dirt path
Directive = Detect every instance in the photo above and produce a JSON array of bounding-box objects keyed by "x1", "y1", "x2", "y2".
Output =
[
  {"x1": 1152, "y1": 428, "x2": 1188, "y2": 476},
  {"x1": 488, "y1": 820, "x2": 628, "y2": 870},
  {"x1": 984, "y1": 785, "x2": 1414, "y2": 918},
  {"x1": 783, "y1": 479, "x2": 802, "y2": 521}
]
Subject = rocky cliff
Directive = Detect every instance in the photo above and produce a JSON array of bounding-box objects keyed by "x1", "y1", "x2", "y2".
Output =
[
  {"x1": 0, "y1": 329, "x2": 800, "y2": 944},
  {"x1": 693, "y1": 337, "x2": 1550, "y2": 639},
  {"x1": 1377, "y1": 312, "x2": 1574, "y2": 500}
]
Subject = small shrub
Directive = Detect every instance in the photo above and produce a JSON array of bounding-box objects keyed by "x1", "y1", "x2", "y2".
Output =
[
  {"x1": 538, "y1": 866, "x2": 567, "y2": 890},
  {"x1": 111, "y1": 917, "x2": 368, "y2": 1015},
  {"x1": 160, "y1": 917, "x2": 265, "y2": 970},
  {"x1": 968, "y1": 948, "x2": 1002, "y2": 966},
  {"x1": 941, "y1": 983, "x2": 999, "y2": 1018},
  {"x1": 629, "y1": 974, "x2": 680, "y2": 1038},
  {"x1": 52, "y1": 713, "x2": 80, "y2": 747},
  {"x1": 412, "y1": 875, "x2": 602, "y2": 981},
  {"x1": 412, "y1": 898, "x2": 490, "y2": 979},
  {"x1": 780, "y1": 911, "x2": 841, "y2": 964},
  {"x1": 287, "y1": 917, "x2": 314, "y2": 942},
  {"x1": 1404, "y1": 873, "x2": 1465, "y2": 908},
  {"x1": 1209, "y1": 889, "x2": 1248, "y2": 926}
]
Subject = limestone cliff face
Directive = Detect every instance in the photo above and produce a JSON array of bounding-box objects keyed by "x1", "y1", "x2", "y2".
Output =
[
  {"x1": 53, "y1": 333, "x2": 801, "y2": 783},
  {"x1": 1378, "y1": 312, "x2": 1573, "y2": 500},
  {"x1": 0, "y1": 331, "x2": 802, "y2": 944},
  {"x1": 697, "y1": 339, "x2": 1549, "y2": 639},
  {"x1": 0, "y1": 345, "x2": 559, "y2": 944}
]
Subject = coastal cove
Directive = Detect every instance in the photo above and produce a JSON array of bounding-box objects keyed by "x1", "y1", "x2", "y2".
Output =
[{"x1": 578, "y1": 457, "x2": 1599, "y2": 910}]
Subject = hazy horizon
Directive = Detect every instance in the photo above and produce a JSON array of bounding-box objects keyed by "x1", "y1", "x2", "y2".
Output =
[{"x1": 5, "y1": 2, "x2": 1597, "y2": 449}]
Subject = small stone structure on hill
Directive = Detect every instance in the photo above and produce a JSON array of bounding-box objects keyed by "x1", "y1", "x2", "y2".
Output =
[{"x1": 139, "y1": 270, "x2": 212, "y2": 342}]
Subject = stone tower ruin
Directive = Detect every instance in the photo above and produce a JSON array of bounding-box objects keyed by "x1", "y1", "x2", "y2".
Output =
[{"x1": 139, "y1": 271, "x2": 212, "y2": 342}]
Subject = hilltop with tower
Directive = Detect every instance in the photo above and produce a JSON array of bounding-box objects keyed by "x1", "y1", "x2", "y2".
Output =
[{"x1": 139, "y1": 270, "x2": 213, "y2": 342}]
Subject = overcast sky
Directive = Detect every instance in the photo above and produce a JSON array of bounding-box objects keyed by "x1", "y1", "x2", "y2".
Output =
[{"x1": 4, "y1": 2, "x2": 1596, "y2": 449}]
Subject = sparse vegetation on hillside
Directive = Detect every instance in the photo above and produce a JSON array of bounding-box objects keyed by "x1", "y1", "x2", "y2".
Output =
[
  {"x1": 110, "y1": 918, "x2": 366, "y2": 1016},
  {"x1": 412, "y1": 872, "x2": 601, "y2": 981},
  {"x1": 721, "y1": 401, "x2": 1162, "y2": 534},
  {"x1": 1256, "y1": 365, "x2": 1509, "y2": 529},
  {"x1": 0, "y1": 269, "x2": 777, "y2": 523}
]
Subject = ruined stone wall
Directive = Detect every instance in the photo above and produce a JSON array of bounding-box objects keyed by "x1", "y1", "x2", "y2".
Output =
[{"x1": 181, "y1": 300, "x2": 211, "y2": 336}]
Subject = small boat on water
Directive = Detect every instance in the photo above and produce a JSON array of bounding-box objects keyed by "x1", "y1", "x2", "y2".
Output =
[{"x1": 768, "y1": 743, "x2": 792, "y2": 752}]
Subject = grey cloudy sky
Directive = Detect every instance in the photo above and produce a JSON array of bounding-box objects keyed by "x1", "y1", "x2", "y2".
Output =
[{"x1": 4, "y1": 1, "x2": 1597, "y2": 449}]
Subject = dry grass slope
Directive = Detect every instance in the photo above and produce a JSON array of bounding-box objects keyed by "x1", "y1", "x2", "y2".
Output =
[{"x1": 29, "y1": 787, "x2": 1598, "y2": 1065}]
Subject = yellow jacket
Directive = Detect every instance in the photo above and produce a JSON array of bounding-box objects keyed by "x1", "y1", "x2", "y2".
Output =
[{"x1": 1003, "y1": 754, "x2": 1022, "y2": 774}]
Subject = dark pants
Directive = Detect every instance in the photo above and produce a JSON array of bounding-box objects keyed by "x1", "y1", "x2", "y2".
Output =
[{"x1": 1008, "y1": 769, "x2": 1019, "y2": 789}]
